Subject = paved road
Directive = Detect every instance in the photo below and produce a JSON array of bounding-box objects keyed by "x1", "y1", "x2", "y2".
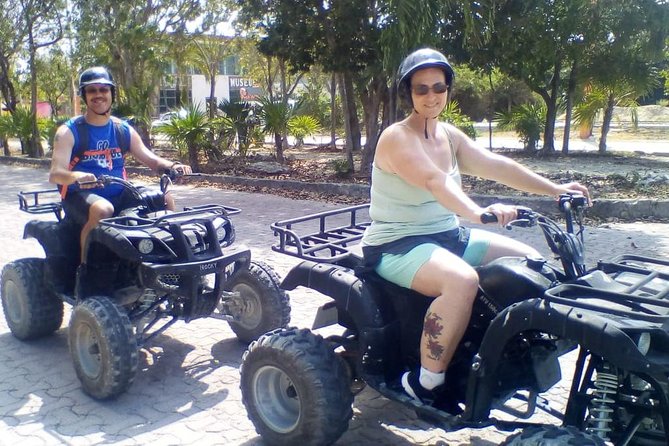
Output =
[{"x1": 1, "y1": 164, "x2": 669, "y2": 446}]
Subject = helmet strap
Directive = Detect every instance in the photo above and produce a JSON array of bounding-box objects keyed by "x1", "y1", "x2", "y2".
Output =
[{"x1": 413, "y1": 107, "x2": 437, "y2": 140}]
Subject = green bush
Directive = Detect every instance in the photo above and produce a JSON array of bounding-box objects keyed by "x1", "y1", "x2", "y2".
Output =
[
  {"x1": 330, "y1": 158, "x2": 351, "y2": 176},
  {"x1": 288, "y1": 115, "x2": 321, "y2": 147},
  {"x1": 494, "y1": 102, "x2": 546, "y2": 151},
  {"x1": 440, "y1": 101, "x2": 477, "y2": 139},
  {"x1": 39, "y1": 118, "x2": 59, "y2": 152},
  {"x1": 153, "y1": 105, "x2": 209, "y2": 171}
]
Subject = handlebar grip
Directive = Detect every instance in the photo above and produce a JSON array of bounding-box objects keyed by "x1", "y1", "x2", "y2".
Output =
[{"x1": 480, "y1": 212, "x2": 498, "y2": 224}]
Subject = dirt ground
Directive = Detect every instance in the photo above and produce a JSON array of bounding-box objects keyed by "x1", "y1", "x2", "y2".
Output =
[{"x1": 190, "y1": 128, "x2": 669, "y2": 203}]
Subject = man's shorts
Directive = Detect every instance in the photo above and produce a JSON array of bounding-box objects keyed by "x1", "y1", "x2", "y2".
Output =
[
  {"x1": 62, "y1": 186, "x2": 163, "y2": 225},
  {"x1": 375, "y1": 228, "x2": 492, "y2": 289}
]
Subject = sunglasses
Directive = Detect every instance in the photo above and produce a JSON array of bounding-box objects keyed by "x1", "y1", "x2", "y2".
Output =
[
  {"x1": 411, "y1": 82, "x2": 449, "y2": 96},
  {"x1": 85, "y1": 86, "x2": 111, "y2": 95}
]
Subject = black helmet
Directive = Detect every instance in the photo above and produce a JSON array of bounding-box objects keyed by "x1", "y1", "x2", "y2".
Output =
[
  {"x1": 397, "y1": 48, "x2": 455, "y2": 108},
  {"x1": 78, "y1": 66, "x2": 116, "y2": 102}
]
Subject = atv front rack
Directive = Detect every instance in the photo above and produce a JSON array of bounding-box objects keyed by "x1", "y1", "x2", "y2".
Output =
[
  {"x1": 544, "y1": 254, "x2": 669, "y2": 323},
  {"x1": 271, "y1": 204, "x2": 370, "y2": 263},
  {"x1": 98, "y1": 204, "x2": 239, "y2": 260}
]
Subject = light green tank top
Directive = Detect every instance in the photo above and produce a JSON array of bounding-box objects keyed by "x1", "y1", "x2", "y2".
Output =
[{"x1": 362, "y1": 130, "x2": 461, "y2": 247}]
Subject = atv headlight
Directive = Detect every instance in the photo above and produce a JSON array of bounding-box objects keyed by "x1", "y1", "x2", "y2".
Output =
[
  {"x1": 216, "y1": 225, "x2": 227, "y2": 241},
  {"x1": 138, "y1": 239, "x2": 154, "y2": 254}
]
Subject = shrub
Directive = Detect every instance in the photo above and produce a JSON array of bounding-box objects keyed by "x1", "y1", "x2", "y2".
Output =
[
  {"x1": 288, "y1": 115, "x2": 321, "y2": 147},
  {"x1": 494, "y1": 102, "x2": 546, "y2": 151},
  {"x1": 440, "y1": 101, "x2": 477, "y2": 139}
]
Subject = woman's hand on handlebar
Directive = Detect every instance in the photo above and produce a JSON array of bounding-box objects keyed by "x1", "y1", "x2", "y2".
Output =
[
  {"x1": 478, "y1": 203, "x2": 517, "y2": 226},
  {"x1": 556, "y1": 181, "x2": 591, "y2": 206}
]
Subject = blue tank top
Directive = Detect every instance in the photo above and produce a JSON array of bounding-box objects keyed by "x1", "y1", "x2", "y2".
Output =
[{"x1": 64, "y1": 117, "x2": 130, "y2": 198}]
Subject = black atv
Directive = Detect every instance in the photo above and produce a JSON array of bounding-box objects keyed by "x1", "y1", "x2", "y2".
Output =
[
  {"x1": 1, "y1": 174, "x2": 290, "y2": 400},
  {"x1": 240, "y1": 194, "x2": 669, "y2": 446}
]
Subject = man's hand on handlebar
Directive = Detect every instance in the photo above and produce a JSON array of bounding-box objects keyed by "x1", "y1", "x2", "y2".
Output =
[
  {"x1": 168, "y1": 162, "x2": 192, "y2": 177},
  {"x1": 74, "y1": 172, "x2": 102, "y2": 189}
]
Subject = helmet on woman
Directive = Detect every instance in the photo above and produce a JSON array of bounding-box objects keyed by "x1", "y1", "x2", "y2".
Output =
[
  {"x1": 397, "y1": 48, "x2": 455, "y2": 108},
  {"x1": 78, "y1": 66, "x2": 116, "y2": 102}
]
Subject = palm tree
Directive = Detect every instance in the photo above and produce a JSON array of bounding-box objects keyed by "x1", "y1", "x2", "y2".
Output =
[
  {"x1": 574, "y1": 77, "x2": 657, "y2": 153},
  {"x1": 153, "y1": 105, "x2": 209, "y2": 171},
  {"x1": 218, "y1": 100, "x2": 258, "y2": 157},
  {"x1": 257, "y1": 96, "x2": 302, "y2": 163}
]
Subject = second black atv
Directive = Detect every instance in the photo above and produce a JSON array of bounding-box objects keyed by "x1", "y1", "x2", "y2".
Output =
[
  {"x1": 1, "y1": 174, "x2": 290, "y2": 399},
  {"x1": 240, "y1": 195, "x2": 669, "y2": 446}
]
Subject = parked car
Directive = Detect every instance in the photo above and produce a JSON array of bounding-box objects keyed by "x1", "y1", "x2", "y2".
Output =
[{"x1": 151, "y1": 109, "x2": 187, "y2": 131}]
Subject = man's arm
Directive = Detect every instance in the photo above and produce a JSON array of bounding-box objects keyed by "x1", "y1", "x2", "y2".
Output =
[
  {"x1": 49, "y1": 125, "x2": 96, "y2": 186},
  {"x1": 127, "y1": 126, "x2": 192, "y2": 174}
]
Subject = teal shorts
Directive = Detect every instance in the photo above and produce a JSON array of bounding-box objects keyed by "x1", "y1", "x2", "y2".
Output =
[{"x1": 375, "y1": 228, "x2": 491, "y2": 288}]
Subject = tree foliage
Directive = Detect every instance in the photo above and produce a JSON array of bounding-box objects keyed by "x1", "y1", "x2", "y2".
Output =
[
  {"x1": 72, "y1": 0, "x2": 202, "y2": 123},
  {"x1": 464, "y1": 0, "x2": 669, "y2": 153}
]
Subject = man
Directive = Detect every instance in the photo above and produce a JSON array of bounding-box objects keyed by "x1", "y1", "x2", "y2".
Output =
[{"x1": 49, "y1": 66, "x2": 192, "y2": 262}]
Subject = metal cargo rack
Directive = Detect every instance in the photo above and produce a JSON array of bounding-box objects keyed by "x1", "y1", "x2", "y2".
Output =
[
  {"x1": 18, "y1": 189, "x2": 63, "y2": 220},
  {"x1": 271, "y1": 204, "x2": 371, "y2": 263},
  {"x1": 544, "y1": 254, "x2": 669, "y2": 323}
]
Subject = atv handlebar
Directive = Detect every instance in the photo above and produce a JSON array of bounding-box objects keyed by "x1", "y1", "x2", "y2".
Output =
[{"x1": 480, "y1": 207, "x2": 535, "y2": 227}]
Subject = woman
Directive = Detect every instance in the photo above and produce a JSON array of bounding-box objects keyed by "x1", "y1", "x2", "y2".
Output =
[{"x1": 360, "y1": 48, "x2": 590, "y2": 407}]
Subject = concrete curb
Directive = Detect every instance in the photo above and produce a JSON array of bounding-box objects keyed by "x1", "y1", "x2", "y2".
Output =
[{"x1": 2, "y1": 155, "x2": 668, "y2": 221}]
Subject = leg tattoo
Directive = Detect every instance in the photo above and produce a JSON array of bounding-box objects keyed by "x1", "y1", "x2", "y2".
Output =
[{"x1": 424, "y1": 311, "x2": 445, "y2": 361}]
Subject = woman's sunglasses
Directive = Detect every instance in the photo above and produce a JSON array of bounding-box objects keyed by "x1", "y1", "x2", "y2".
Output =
[{"x1": 411, "y1": 82, "x2": 449, "y2": 96}]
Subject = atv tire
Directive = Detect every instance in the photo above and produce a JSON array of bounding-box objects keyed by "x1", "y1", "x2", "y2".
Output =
[
  {"x1": 225, "y1": 260, "x2": 290, "y2": 343},
  {"x1": 502, "y1": 425, "x2": 606, "y2": 445},
  {"x1": 240, "y1": 328, "x2": 353, "y2": 446},
  {"x1": 1, "y1": 258, "x2": 63, "y2": 340},
  {"x1": 68, "y1": 295, "x2": 138, "y2": 399}
]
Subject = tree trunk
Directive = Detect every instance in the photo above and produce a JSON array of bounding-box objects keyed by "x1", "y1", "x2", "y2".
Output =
[
  {"x1": 359, "y1": 75, "x2": 386, "y2": 175},
  {"x1": 340, "y1": 72, "x2": 360, "y2": 172},
  {"x1": 2, "y1": 138, "x2": 10, "y2": 156},
  {"x1": 28, "y1": 35, "x2": 44, "y2": 158},
  {"x1": 540, "y1": 60, "x2": 562, "y2": 153},
  {"x1": 188, "y1": 146, "x2": 200, "y2": 172},
  {"x1": 562, "y1": 60, "x2": 578, "y2": 155},
  {"x1": 329, "y1": 73, "x2": 337, "y2": 149},
  {"x1": 208, "y1": 72, "x2": 217, "y2": 119},
  {"x1": 274, "y1": 132, "x2": 284, "y2": 163},
  {"x1": 599, "y1": 93, "x2": 615, "y2": 153},
  {"x1": 0, "y1": 55, "x2": 19, "y2": 114}
]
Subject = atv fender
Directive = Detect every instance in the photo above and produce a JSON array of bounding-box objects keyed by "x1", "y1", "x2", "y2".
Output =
[
  {"x1": 463, "y1": 297, "x2": 659, "y2": 422},
  {"x1": 84, "y1": 225, "x2": 143, "y2": 263},
  {"x1": 281, "y1": 260, "x2": 385, "y2": 329},
  {"x1": 23, "y1": 220, "x2": 79, "y2": 258},
  {"x1": 281, "y1": 260, "x2": 402, "y2": 379}
]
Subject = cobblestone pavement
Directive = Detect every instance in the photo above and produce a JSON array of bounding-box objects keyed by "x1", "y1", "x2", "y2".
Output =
[{"x1": 1, "y1": 164, "x2": 669, "y2": 446}]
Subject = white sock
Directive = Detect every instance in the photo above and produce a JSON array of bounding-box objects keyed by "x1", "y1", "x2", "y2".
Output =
[{"x1": 419, "y1": 367, "x2": 445, "y2": 390}]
